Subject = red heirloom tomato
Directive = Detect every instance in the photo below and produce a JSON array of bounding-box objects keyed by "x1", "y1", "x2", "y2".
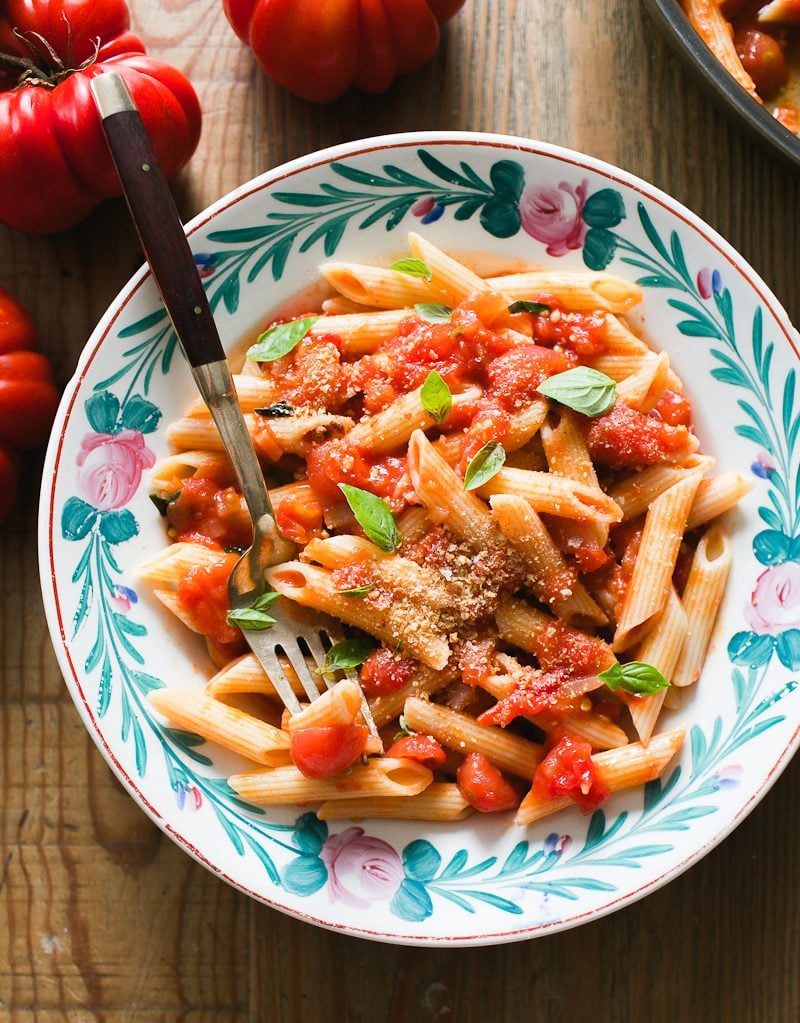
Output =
[
  {"x1": 222, "y1": 0, "x2": 468, "y2": 103},
  {"x1": 0, "y1": 0, "x2": 202, "y2": 234},
  {"x1": 0, "y1": 286, "x2": 60, "y2": 452}
]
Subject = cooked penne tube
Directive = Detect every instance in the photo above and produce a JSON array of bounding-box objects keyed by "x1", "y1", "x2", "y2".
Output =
[
  {"x1": 205, "y1": 652, "x2": 306, "y2": 699},
  {"x1": 628, "y1": 586, "x2": 688, "y2": 743},
  {"x1": 490, "y1": 494, "x2": 606, "y2": 625},
  {"x1": 318, "y1": 783, "x2": 473, "y2": 821},
  {"x1": 478, "y1": 467, "x2": 623, "y2": 523},
  {"x1": 308, "y1": 309, "x2": 411, "y2": 354},
  {"x1": 601, "y1": 314, "x2": 653, "y2": 355},
  {"x1": 487, "y1": 270, "x2": 643, "y2": 312},
  {"x1": 614, "y1": 474, "x2": 702, "y2": 651},
  {"x1": 138, "y1": 542, "x2": 227, "y2": 585},
  {"x1": 495, "y1": 594, "x2": 616, "y2": 671},
  {"x1": 615, "y1": 351, "x2": 671, "y2": 411},
  {"x1": 165, "y1": 412, "x2": 352, "y2": 455},
  {"x1": 150, "y1": 450, "x2": 220, "y2": 498},
  {"x1": 284, "y1": 679, "x2": 362, "y2": 732},
  {"x1": 407, "y1": 428, "x2": 500, "y2": 548},
  {"x1": 516, "y1": 727, "x2": 686, "y2": 824},
  {"x1": 684, "y1": 0, "x2": 758, "y2": 97},
  {"x1": 148, "y1": 688, "x2": 291, "y2": 766},
  {"x1": 346, "y1": 385, "x2": 481, "y2": 453},
  {"x1": 480, "y1": 672, "x2": 628, "y2": 750},
  {"x1": 673, "y1": 524, "x2": 732, "y2": 686},
  {"x1": 587, "y1": 352, "x2": 682, "y2": 390},
  {"x1": 609, "y1": 455, "x2": 714, "y2": 520},
  {"x1": 266, "y1": 561, "x2": 451, "y2": 670},
  {"x1": 408, "y1": 231, "x2": 504, "y2": 304},
  {"x1": 403, "y1": 697, "x2": 544, "y2": 779},
  {"x1": 686, "y1": 473, "x2": 755, "y2": 530},
  {"x1": 369, "y1": 667, "x2": 455, "y2": 728},
  {"x1": 184, "y1": 374, "x2": 278, "y2": 417},
  {"x1": 321, "y1": 261, "x2": 436, "y2": 308},
  {"x1": 229, "y1": 757, "x2": 433, "y2": 805}
]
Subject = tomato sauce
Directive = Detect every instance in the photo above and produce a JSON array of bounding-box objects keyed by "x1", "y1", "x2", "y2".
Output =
[
  {"x1": 167, "y1": 473, "x2": 253, "y2": 550},
  {"x1": 359, "y1": 647, "x2": 417, "y2": 698},
  {"x1": 530, "y1": 618, "x2": 615, "y2": 677},
  {"x1": 531, "y1": 734, "x2": 610, "y2": 812},
  {"x1": 176, "y1": 556, "x2": 242, "y2": 647},
  {"x1": 532, "y1": 307, "x2": 609, "y2": 357},
  {"x1": 306, "y1": 439, "x2": 408, "y2": 511},
  {"x1": 585, "y1": 401, "x2": 692, "y2": 467}
]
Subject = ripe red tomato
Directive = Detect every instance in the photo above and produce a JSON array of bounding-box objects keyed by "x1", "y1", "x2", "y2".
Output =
[
  {"x1": 456, "y1": 752, "x2": 520, "y2": 813},
  {"x1": 290, "y1": 724, "x2": 369, "y2": 779},
  {"x1": 0, "y1": 0, "x2": 202, "y2": 234},
  {"x1": 0, "y1": 442, "x2": 20, "y2": 522},
  {"x1": 386, "y1": 733, "x2": 447, "y2": 770},
  {"x1": 222, "y1": 0, "x2": 468, "y2": 103}
]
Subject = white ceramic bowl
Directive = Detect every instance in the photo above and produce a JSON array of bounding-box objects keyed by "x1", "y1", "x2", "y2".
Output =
[{"x1": 39, "y1": 132, "x2": 800, "y2": 945}]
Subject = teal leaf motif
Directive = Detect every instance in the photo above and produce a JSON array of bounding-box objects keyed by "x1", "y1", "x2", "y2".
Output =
[
  {"x1": 489, "y1": 160, "x2": 525, "y2": 202},
  {"x1": 402, "y1": 840, "x2": 441, "y2": 882},
  {"x1": 283, "y1": 855, "x2": 328, "y2": 896},
  {"x1": 727, "y1": 631, "x2": 776, "y2": 667},
  {"x1": 164, "y1": 727, "x2": 213, "y2": 767},
  {"x1": 293, "y1": 812, "x2": 328, "y2": 855},
  {"x1": 582, "y1": 227, "x2": 617, "y2": 270},
  {"x1": 117, "y1": 309, "x2": 169, "y2": 338},
  {"x1": 62, "y1": 497, "x2": 98, "y2": 541},
  {"x1": 753, "y1": 529, "x2": 793, "y2": 565},
  {"x1": 390, "y1": 878, "x2": 433, "y2": 922},
  {"x1": 99, "y1": 510, "x2": 139, "y2": 545},
  {"x1": 582, "y1": 188, "x2": 626, "y2": 229},
  {"x1": 480, "y1": 197, "x2": 520, "y2": 238},
  {"x1": 85, "y1": 391, "x2": 121, "y2": 434},
  {"x1": 775, "y1": 630, "x2": 800, "y2": 670},
  {"x1": 120, "y1": 395, "x2": 162, "y2": 434}
]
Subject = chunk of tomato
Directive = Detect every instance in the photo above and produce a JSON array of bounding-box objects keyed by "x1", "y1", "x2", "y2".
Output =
[
  {"x1": 456, "y1": 752, "x2": 520, "y2": 812},
  {"x1": 386, "y1": 734, "x2": 447, "y2": 770},
  {"x1": 359, "y1": 648, "x2": 417, "y2": 698},
  {"x1": 289, "y1": 724, "x2": 368, "y2": 779},
  {"x1": 530, "y1": 734, "x2": 610, "y2": 813}
]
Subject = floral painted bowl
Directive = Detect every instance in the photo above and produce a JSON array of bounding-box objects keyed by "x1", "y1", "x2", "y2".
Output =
[{"x1": 39, "y1": 133, "x2": 800, "y2": 945}]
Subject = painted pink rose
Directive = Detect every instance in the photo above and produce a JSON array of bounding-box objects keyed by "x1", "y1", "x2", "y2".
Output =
[
  {"x1": 744, "y1": 563, "x2": 800, "y2": 635},
  {"x1": 76, "y1": 429, "x2": 155, "y2": 511},
  {"x1": 320, "y1": 827, "x2": 403, "y2": 909},
  {"x1": 519, "y1": 178, "x2": 589, "y2": 256}
]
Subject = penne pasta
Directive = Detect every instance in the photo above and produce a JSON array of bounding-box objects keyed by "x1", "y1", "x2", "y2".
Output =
[
  {"x1": 321, "y1": 260, "x2": 435, "y2": 308},
  {"x1": 318, "y1": 783, "x2": 473, "y2": 821},
  {"x1": 673, "y1": 525, "x2": 732, "y2": 686},
  {"x1": 486, "y1": 270, "x2": 643, "y2": 312},
  {"x1": 628, "y1": 586, "x2": 689, "y2": 743}
]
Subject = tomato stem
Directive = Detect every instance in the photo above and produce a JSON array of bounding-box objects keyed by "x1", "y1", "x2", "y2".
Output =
[{"x1": 0, "y1": 28, "x2": 101, "y2": 90}]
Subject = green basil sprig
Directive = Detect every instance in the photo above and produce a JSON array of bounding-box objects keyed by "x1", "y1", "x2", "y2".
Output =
[
  {"x1": 226, "y1": 591, "x2": 282, "y2": 631},
  {"x1": 420, "y1": 369, "x2": 452, "y2": 424},
  {"x1": 246, "y1": 316, "x2": 319, "y2": 362},
  {"x1": 415, "y1": 303, "x2": 452, "y2": 323},
  {"x1": 254, "y1": 400, "x2": 296, "y2": 417},
  {"x1": 463, "y1": 441, "x2": 506, "y2": 491},
  {"x1": 390, "y1": 258, "x2": 432, "y2": 280},
  {"x1": 150, "y1": 491, "x2": 180, "y2": 516},
  {"x1": 339, "y1": 483, "x2": 402, "y2": 552},
  {"x1": 599, "y1": 661, "x2": 671, "y2": 696},
  {"x1": 508, "y1": 300, "x2": 551, "y2": 316},
  {"x1": 537, "y1": 367, "x2": 617, "y2": 417},
  {"x1": 317, "y1": 637, "x2": 376, "y2": 675}
]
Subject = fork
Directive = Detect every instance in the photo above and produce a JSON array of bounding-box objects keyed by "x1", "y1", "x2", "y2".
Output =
[{"x1": 91, "y1": 72, "x2": 378, "y2": 735}]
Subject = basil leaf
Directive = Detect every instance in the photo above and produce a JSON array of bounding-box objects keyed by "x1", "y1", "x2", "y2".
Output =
[
  {"x1": 338, "y1": 582, "x2": 377, "y2": 598},
  {"x1": 339, "y1": 484, "x2": 401, "y2": 552},
  {"x1": 254, "y1": 400, "x2": 296, "y2": 417},
  {"x1": 599, "y1": 661, "x2": 671, "y2": 696},
  {"x1": 226, "y1": 590, "x2": 281, "y2": 631},
  {"x1": 420, "y1": 369, "x2": 452, "y2": 424},
  {"x1": 463, "y1": 441, "x2": 506, "y2": 491},
  {"x1": 317, "y1": 636, "x2": 376, "y2": 675},
  {"x1": 508, "y1": 300, "x2": 551, "y2": 316},
  {"x1": 150, "y1": 491, "x2": 180, "y2": 516},
  {"x1": 390, "y1": 258, "x2": 432, "y2": 281},
  {"x1": 537, "y1": 367, "x2": 617, "y2": 417},
  {"x1": 393, "y1": 713, "x2": 417, "y2": 741},
  {"x1": 415, "y1": 302, "x2": 452, "y2": 323},
  {"x1": 246, "y1": 316, "x2": 319, "y2": 362}
]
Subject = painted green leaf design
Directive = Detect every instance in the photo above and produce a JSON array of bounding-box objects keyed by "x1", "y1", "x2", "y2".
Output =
[
  {"x1": 582, "y1": 188, "x2": 626, "y2": 229},
  {"x1": 62, "y1": 497, "x2": 98, "y2": 541},
  {"x1": 582, "y1": 227, "x2": 618, "y2": 271},
  {"x1": 99, "y1": 510, "x2": 139, "y2": 545},
  {"x1": 85, "y1": 391, "x2": 120, "y2": 434}
]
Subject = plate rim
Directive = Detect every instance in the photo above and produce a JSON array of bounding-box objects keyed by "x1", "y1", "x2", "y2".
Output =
[{"x1": 38, "y1": 130, "x2": 800, "y2": 945}]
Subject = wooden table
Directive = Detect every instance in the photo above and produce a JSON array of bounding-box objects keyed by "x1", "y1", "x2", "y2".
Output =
[{"x1": 2, "y1": 1, "x2": 799, "y2": 1018}]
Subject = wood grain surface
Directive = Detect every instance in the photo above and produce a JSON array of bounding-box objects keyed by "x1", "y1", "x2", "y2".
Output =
[{"x1": 1, "y1": 1, "x2": 799, "y2": 1019}]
